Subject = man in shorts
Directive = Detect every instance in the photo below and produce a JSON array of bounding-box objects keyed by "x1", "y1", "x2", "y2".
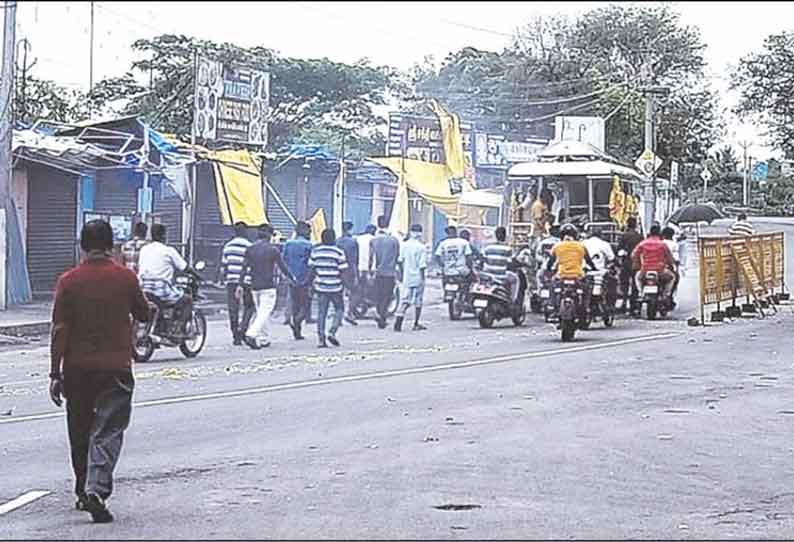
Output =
[{"x1": 394, "y1": 224, "x2": 428, "y2": 332}]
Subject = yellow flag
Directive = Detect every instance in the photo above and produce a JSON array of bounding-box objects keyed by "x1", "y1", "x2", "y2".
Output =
[
  {"x1": 430, "y1": 99, "x2": 466, "y2": 180},
  {"x1": 371, "y1": 157, "x2": 460, "y2": 219},
  {"x1": 309, "y1": 208, "x2": 327, "y2": 244},
  {"x1": 608, "y1": 175, "x2": 626, "y2": 227},
  {"x1": 208, "y1": 149, "x2": 268, "y2": 226}
]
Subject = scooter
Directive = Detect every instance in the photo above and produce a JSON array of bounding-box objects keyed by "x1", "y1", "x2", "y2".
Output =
[
  {"x1": 134, "y1": 261, "x2": 209, "y2": 363},
  {"x1": 641, "y1": 271, "x2": 672, "y2": 320},
  {"x1": 470, "y1": 263, "x2": 528, "y2": 329},
  {"x1": 443, "y1": 275, "x2": 475, "y2": 320}
]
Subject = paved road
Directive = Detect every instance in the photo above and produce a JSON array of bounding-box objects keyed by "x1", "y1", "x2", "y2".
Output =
[{"x1": 1, "y1": 263, "x2": 794, "y2": 538}]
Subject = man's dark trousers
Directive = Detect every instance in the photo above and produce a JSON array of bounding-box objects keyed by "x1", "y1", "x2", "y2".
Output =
[
  {"x1": 290, "y1": 284, "x2": 311, "y2": 334},
  {"x1": 64, "y1": 370, "x2": 134, "y2": 500},
  {"x1": 374, "y1": 275, "x2": 395, "y2": 325},
  {"x1": 226, "y1": 283, "x2": 255, "y2": 341}
]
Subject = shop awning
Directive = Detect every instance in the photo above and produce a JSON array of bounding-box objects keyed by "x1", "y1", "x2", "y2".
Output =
[{"x1": 508, "y1": 160, "x2": 643, "y2": 182}]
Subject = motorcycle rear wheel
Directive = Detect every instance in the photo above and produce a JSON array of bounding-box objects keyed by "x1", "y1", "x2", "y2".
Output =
[
  {"x1": 478, "y1": 307, "x2": 495, "y2": 329},
  {"x1": 512, "y1": 306, "x2": 526, "y2": 327},
  {"x1": 561, "y1": 320, "x2": 576, "y2": 342},
  {"x1": 448, "y1": 300, "x2": 463, "y2": 321},
  {"x1": 646, "y1": 299, "x2": 658, "y2": 321},
  {"x1": 133, "y1": 336, "x2": 155, "y2": 363},
  {"x1": 179, "y1": 311, "x2": 207, "y2": 358}
]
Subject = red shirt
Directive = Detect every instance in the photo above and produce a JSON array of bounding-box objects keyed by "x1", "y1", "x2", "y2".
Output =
[
  {"x1": 631, "y1": 237, "x2": 673, "y2": 274},
  {"x1": 52, "y1": 255, "x2": 150, "y2": 372}
]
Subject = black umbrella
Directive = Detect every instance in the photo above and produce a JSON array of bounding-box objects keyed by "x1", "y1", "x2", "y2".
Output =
[{"x1": 668, "y1": 203, "x2": 725, "y2": 225}]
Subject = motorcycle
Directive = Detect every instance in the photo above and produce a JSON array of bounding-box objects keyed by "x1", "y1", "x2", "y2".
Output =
[
  {"x1": 350, "y1": 274, "x2": 400, "y2": 320},
  {"x1": 134, "y1": 261, "x2": 209, "y2": 363},
  {"x1": 556, "y1": 277, "x2": 589, "y2": 342},
  {"x1": 443, "y1": 275, "x2": 475, "y2": 320},
  {"x1": 470, "y1": 263, "x2": 528, "y2": 329},
  {"x1": 534, "y1": 269, "x2": 555, "y2": 321},
  {"x1": 584, "y1": 268, "x2": 617, "y2": 328},
  {"x1": 641, "y1": 271, "x2": 672, "y2": 320}
]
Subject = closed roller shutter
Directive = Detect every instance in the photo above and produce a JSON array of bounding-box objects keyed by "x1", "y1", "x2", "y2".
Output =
[
  {"x1": 94, "y1": 170, "x2": 139, "y2": 216},
  {"x1": 265, "y1": 172, "x2": 297, "y2": 235},
  {"x1": 153, "y1": 181, "x2": 184, "y2": 250},
  {"x1": 26, "y1": 165, "x2": 78, "y2": 295}
]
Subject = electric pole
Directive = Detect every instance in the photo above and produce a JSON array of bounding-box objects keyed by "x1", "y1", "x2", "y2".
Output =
[
  {"x1": 15, "y1": 38, "x2": 35, "y2": 125},
  {"x1": 89, "y1": 0, "x2": 94, "y2": 115},
  {"x1": 0, "y1": 0, "x2": 17, "y2": 310},
  {"x1": 640, "y1": 59, "x2": 670, "y2": 228},
  {"x1": 739, "y1": 140, "x2": 751, "y2": 207}
]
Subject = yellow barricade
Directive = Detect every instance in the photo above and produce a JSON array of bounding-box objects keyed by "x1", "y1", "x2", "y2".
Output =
[{"x1": 697, "y1": 232, "x2": 786, "y2": 323}]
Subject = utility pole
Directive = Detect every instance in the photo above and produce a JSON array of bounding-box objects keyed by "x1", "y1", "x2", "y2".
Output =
[
  {"x1": 15, "y1": 38, "x2": 35, "y2": 125},
  {"x1": 88, "y1": 0, "x2": 95, "y2": 115},
  {"x1": 0, "y1": 0, "x2": 17, "y2": 310},
  {"x1": 739, "y1": 140, "x2": 751, "y2": 207}
]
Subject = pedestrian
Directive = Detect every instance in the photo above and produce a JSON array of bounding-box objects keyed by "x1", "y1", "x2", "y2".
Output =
[
  {"x1": 729, "y1": 212, "x2": 755, "y2": 237},
  {"x1": 336, "y1": 221, "x2": 359, "y2": 324},
  {"x1": 219, "y1": 222, "x2": 255, "y2": 346},
  {"x1": 49, "y1": 219, "x2": 151, "y2": 523},
  {"x1": 239, "y1": 224, "x2": 295, "y2": 349},
  {"x1": 394, "y1": 224, "x2": 428, "y2": 332},
  {"x1": 349, "y1": 224, "x2": 377, "y2": 324},
  {"x1": 308, "y1": 228, "x2": 351, "y2": 348},
  {"x1": 282, "y1": 221, "x2": 313, "y2": 340},
  {"x1": 617, "y1": 216, "x2": 644, "y2": 315},
  {"x1": 369, "y1": 216, "x2": 400, "y2": 329},
  {"x1": 120, "y1": 221, "x2": 148, "y2": 273}
]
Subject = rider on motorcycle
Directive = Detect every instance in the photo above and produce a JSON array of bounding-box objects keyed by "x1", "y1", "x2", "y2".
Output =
[
  {"x1": 137, "y1": 223, "x2": 200, "y2": 335},
  {"x1": 435, "y1": 225, "x2": 475, "y2": 286},
  {"x1": 583, "y1": 226, "x2": 618, "y2": 307},
  {"x1": 662, "y1": 226, "x2": 681, "y2": 303},
  {"x1": 631, "y1": 224, "x2": 677, "y2": 306},
  {"x1": 482, "y1": 227, "x2": 519, "y2": 303},
  {"x1": 546, "y1": 224, "x2": 597, "y2": 316}
]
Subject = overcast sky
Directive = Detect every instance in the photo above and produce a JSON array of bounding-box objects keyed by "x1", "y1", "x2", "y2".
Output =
[{"x1": 13, "y1": 1, "x2": 794, "y2": 159}]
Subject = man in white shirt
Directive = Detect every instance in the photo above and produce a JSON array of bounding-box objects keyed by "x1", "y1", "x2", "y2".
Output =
[
  {"x1": 583, "y1": 228, "x2": 615, "y2": 272},
  {"x1": 138, "y1": 224, "x2": 194, "y2": 333},
  {"x1": 347, "y1": 224, "x2": 377, "y2": 324},
  {"x1": 662, "y1": 226, "x2": 681, "y2": 300},
  {"x1": 434, "y1": 226, "x2": 473, "y2": 280},
  {"x1": 395, "y1": 224, "x2": 428, "y2": 332}
]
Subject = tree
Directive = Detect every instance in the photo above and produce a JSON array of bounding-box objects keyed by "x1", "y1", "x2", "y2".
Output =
[
  {"x1": 90, "y1": 34, "x2": 399, "y2": 154},
  {"x1": 14, "y1": 75, "x2": 86, "y2": 125},
  {"x1": 732, "y1": 31, "x2": 794, "y2": 158}
]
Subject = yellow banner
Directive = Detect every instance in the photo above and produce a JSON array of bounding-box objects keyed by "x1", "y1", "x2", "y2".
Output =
[
  {"x1": 209, "y1": 149, "x2": 267, "y2": 226},
  {"x1": 371, "y1": 157, "x2": 460, "y2": 218},
  {"x1": 430, "y1": 99, "x2": 467, "y2": 182}
]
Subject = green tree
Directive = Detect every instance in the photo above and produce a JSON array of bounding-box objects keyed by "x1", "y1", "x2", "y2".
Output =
[
  {"x1": 90, "y1": 34, "x2": 399, "y2": 154},
  {"x1": 14, "y1": 75, "x2": 86, "y2": 125},
  {"x1": 732, "y1": 31, "x2": 794, "y2": 158}
]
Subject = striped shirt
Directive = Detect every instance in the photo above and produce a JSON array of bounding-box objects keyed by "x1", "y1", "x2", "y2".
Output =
[
  {"x1": 482, "y1": 243, "x2": 513, "y2": 281},
  {"x1": 729, "y1": 220, "x2": 755, "y2": 237},
  {"x1": 309, "y1": 244, "x2": 349, "y2": 294},
  {"x1": 221, "y1": 236, "x2": 252, "y2": 285}
]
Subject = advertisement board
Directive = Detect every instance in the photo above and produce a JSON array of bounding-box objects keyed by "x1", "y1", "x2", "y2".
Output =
[
  {"x1": 193, "y1": 56, "x2": 270, "y2": 145},
  {"x1": 554, "y1": 116, "x2": 606, "y2": 152}
]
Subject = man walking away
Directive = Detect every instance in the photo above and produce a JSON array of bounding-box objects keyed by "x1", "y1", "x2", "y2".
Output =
[
  {"x1": 617, "y1": 217, "x2": 644, "y2": 315},
  {"x1": 483, "y1": 227, "x2": 518, "y2": 302},
  {"x1": 336, "y1": 221, "x2": 359, "y2": 325},
  {"x1": 435, "y1": 225, "x2": 474, "y2": 281},
  {"x1": 309, "y1": 228, "x2": 350, "y2": 348},
  {"x1": 459, "y1": 229, "x2": 482, "y2": 270},
  {"x1": 369, "y1": 216, "x2": 401, "y2": 329},
  {"x1": 395, "y1": 224, "x2": 428, "y2": 332},
  {"x1": 219, "y1": 222, "x2": 254, "y2": 345},
  {"x1": 239, "y1": 224, "x2": 295, "y2": 349},
  {"x1": 729, "y1": 213, "x2": 755, "y2": 237},
  {"x1": 350, "y1": 224, "x2": 377, "y2": 324},
  {"x1": 49, "y1": 220, "x2": 151, "y2": 523},
  {"x1": 120, "y1": 221, "x2": 148, "y2": 273},
  {"x1": 282, "y1": 222, "x2": 313, "y2": 340}
]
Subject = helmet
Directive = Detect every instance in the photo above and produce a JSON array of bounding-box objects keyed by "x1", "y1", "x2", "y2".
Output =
[{"x1": 560, "y1": 223, "x2": 579, "y2": 240}]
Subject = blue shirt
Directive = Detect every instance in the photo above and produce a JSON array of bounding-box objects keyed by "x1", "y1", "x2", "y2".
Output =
[
  {"x1": 309, "y1": 244, "x2": 349, "y2": 294},
  {"x1": 282, "y1": 236, "x2": 313, "y2": 286},
  {"x1": 336, "y1": 234, "x2": 359, "y2": 275}
]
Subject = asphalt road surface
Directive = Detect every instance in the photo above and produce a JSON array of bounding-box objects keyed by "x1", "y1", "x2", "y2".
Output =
[{"x1": 2, "y1": 244, "x2": 794, "y2": 539}]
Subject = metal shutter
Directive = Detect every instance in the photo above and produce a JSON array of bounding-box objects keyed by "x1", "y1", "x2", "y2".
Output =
[
  {"x1": 26, "y1": 164, "x2": 78, "y2": 295},
  {"x1": 94, "y1": 170, "x2": 139, "y2": 216},
  {"x1": 153, "y1": 182, "x2": 184, "y2": 250},
  {"x1": 265, "y1": 171, "x2": 297, "y2": 235}
]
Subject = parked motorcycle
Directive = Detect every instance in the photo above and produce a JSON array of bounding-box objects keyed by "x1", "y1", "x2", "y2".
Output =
[
  {"x1": 641, "y1": 271, "x2": 672, "y2": 320},
  {"x1": 134, "y1": 262, "x2": 208, "y2": 363},
  {"x1": 443, "y1": 275, "x2": 475, "y2": 320},
  {"x1": 556, "y1": 277, "x2": 589, "y2": 342},
  {"x1": 470, "y1": 264, "x2": 528, "y2": 329},
  {"x1": 350, "y1": 275, "x2": 400, "y2": 320}
]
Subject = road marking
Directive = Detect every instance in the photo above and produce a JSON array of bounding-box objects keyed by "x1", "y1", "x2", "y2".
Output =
[
  {"x1": 0, "y1": 491, "x2": 51, "y2": 515},
  {"x1": 0, "y1": 332, "x2": 679, "y2": 426}
]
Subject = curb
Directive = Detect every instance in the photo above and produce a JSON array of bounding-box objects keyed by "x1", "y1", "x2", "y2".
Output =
[{"x1": 0, "y1": 306, "x2": 226, "y2": 339}]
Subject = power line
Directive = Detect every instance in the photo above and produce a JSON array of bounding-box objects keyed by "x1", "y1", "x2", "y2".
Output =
[
  {"x1": 603, "y1": 92, "x2": 634, "y2": 122},
  {"x1": 438, "y1": 18, "x2": 515, "y2": 38}
]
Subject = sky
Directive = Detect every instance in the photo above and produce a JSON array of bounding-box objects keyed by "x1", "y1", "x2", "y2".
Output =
[{"x1": 11, "y1": 1, "x2": 794, "y2": 160}]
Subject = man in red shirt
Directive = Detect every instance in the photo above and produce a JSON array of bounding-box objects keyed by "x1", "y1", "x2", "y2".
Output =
[
  {"x1": 631, "y1": 224, "x2": 676, "y2": 300},
  {"x1": 49, "y1": 219, "x2": 150, "y2": 523}
]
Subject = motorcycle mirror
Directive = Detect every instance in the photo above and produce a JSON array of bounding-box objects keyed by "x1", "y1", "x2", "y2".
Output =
[{"x1": 195, "y1": 261, "x2": 206, "y2": 271}]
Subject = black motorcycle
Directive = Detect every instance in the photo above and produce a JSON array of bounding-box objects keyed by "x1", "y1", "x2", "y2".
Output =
[
  {"x1": 583, "y1": 268, "x2": 617, "y2": 328},
  {"x1": 350, "y1": 275, "x2": 400, "y2": 320},
  {"x1": 640, "y1": 271, "x2": 672, "y2": 320},
  {"x1": 443, "y1": 275, "x2": 475, "y2": 320},
  {"x1": 556, "y1": 277, "x2": 590, "y2": 342},
  {"x1": 470, "y1": 264, "x2": 528, "y2": 329},
  {"x1": 134, "y1": 262, "x2": 208, "y2": 363}
]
